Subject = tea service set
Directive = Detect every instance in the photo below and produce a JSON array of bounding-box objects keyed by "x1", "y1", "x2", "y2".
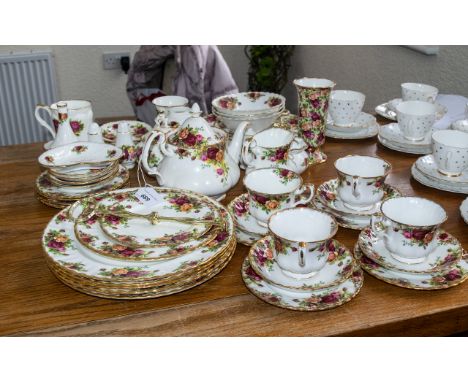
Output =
[{"x1": 35, "y1": 77, "x2": 467, "y2": 307}]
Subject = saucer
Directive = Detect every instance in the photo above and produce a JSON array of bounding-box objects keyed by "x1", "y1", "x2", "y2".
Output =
[
  {"x1": 248, "y1": 236, "x2": 354, "y2": 291},
  {"x1": 325, "y1": 123, "x2": 379, "y2": 140},
  {"x1": 375, "y1": 99, "x2": 447, "y2": 121},
  {"x1": 326, "y1": 112, "x2": 377, "y2": 133},
  {"x1": 377, "y1": 135, "x2": 431, "y2": 155},
  {"x1": 358, "y1": 226, "x2": 463, "y2": 274},
  {"x1": 313, "y1": 178, "x2": 401, "y2": 230},
  {"x1": 411, "y1": 164, "x2": 468, "y2": 194},
  {"x1": 354, "y1": 243, "x2": 468, "y2": 290},
  {"x1": 460, "y1": 197, "x2": 468, "y2": 224},
  {"x1": 415, "y1": 155, "x2": 468, "y2": 185},
  {"x1": 379, "y1": 123, "x2": 432, "y2": 152},
  {"x1": 241, "y1": 256, "x2": 363, "y2": 311},
  {"x1": 227, "y1": 193, "x2": 268, "y2": 246}
]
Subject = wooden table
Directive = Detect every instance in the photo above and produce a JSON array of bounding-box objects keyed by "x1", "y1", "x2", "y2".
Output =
[{"x1": 1, "y1": 122, "x2": 467, "y2": 336}]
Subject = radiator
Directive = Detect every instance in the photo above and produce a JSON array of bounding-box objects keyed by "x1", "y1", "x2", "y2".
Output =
[{"x1": 0, "y1": 52, "x2": 58, "y2": 146}]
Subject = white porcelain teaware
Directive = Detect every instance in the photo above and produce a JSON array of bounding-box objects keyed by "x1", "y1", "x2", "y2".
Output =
[
  {"x1": 152, "y1": 95, "x2": 189, "y2": 114},
  {"x1": 242, "y1": 128, "x2": 308, "y2": 173},
  {"x1": 268, "y1": 207, "x2": 338, "y2": 278},
  {"x1": 431, "y1": 130, "x2": 468, "y2": 176},
  {"x1": 87, "y1": 122, "x2": 104, "y2": 143},
  {"x1": 371, "y1": 197, "x2": 447, "y2": 264},
  {"x1": 451, "y1": 119, "x2": 468, "y2": 134},
  {"x1": 142, "y1": 103, "x2": 248, "y2": 199},
  {"x1": 116, "y1": 122, "x2": 141, "y2": 170},
  {"x1": 49, "y1": 102, "x2": 78, "y2": 148},
  {"x1": 401, "y1": 82, "x2": 438, "y2": 103},
  {"x1": 329, "y1": 90, "x2": 365, "y2": 127},
  {"x1": 396, "y1": 100, "x2": 436, "y2": 141},
  {"x1": 35, "y1": 100, "x2": 93, "y2": 140},
  {"x1": 334, "y1": 155, "x2": 391, "y2": 211},
  {"x1": 243, "y1": 167, "x2": 314, "y2": 226}
]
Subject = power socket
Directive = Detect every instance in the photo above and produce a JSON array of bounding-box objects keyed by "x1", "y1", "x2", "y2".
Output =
[{"x1": 103, "y1": 52, "x2": 130, "y2": 70}]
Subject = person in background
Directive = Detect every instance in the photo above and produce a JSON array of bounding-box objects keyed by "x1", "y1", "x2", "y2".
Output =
[{"x1": 126, "y1": 45, "x2": 239, "y2": 124}]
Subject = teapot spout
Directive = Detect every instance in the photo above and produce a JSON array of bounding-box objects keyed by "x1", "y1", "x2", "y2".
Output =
[{"x1": 227, "y1": 121, "x2": 249, "y2": 164}]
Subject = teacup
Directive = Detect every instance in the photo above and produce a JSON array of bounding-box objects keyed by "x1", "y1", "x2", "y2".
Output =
[
  {"x1": 371, "y1": 197, "x2": 447, "y2": 264},
  {"x1": 35, "y1": 100, "x2": 93, "y2": 139},
  {"x1": 242, "y1": 128, "x2": 295, "y2": 171},
  {"x1": 329, "y1": 90, "x2": 365, "y2": 126},
  {"x1": 401, "y1": 82, "x2": 438, "y2": 103},
  {"x1": 268, "y1": 207, "x2": 338, "y2": 278},
  {"x1": 334, "y1": 155, "x2": 391, "y2": 211},
  {"x1": 396, "y1": 100, "x2": 436, "y2": 141},
  {"x1": 152, "y1": 95, "x2": 189, "y2": 114},
  {"x1": 432, "y1": 130, "x2": 468, "y2": 176},
  {"x1": 243, "y1": 167, "x2": 314, "y2": 227}
]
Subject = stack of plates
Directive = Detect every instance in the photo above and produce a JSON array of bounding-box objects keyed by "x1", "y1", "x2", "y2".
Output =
[
  {"x1": 378, "y1": 123, "x2": 432, "y2": 154},
  {"x1": 312, "y1": 179, "x2": 402, "y2": 230},
  {"x1": 42, "y1": 187, "x2": 236, "y2": 299},
  {"x1": 355, "y1": 227, "x2": 468, "y2": 290},
  {"x1": 241, "y1": 236, "x2": 363, "y2": 311},
  {"x1": 212, "y1": 92, "x2": 285, "y2": 137},
  {"x1": 411, "y1": 155, "x2": 468, "y2": 194},
  {"x1": 36, "y1": 142, "x2": 129, "y2": 208}
]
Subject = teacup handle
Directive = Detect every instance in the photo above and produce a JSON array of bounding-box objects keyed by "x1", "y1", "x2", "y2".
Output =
[
  {"x1": 241, "y1": 138, "x2": 256, "y2": 166},
  {"x1": 370, "y1": 214, "x2": 390, "y2": 240},
  {"x1": 298, "y1": 242, "x2": 306, "y2": 268},
  {"x1": 35, "y1": 104, "x2": 56, "y2": 138},
  {"x1": 293, "y1": 183, "x2": 314, "y2": 206},
  {"x1": 352, "y1": 176, "x2": 360, "y2": 198}
]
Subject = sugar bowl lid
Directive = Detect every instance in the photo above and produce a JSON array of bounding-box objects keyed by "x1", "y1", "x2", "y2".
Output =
[{"x1": 173, "y1": 103, "x2": 220, "y2": 146}]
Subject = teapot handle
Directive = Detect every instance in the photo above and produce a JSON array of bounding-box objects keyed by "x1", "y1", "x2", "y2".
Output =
[
  {"x1": 141, "y1": 131, "x2": 164, "y2": 179},
  {"x1": 35, "y1": 104, "x2": 56, "y2": 138}
]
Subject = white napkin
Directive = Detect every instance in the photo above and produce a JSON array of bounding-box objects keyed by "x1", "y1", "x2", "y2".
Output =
[{"x1": 433, "y1": 94, "x2": 468, "y2": 130}]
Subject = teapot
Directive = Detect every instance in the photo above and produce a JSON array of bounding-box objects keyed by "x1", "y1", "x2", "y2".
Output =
[
  {"x1": 142, "y1": 103, "x2": 249, "y2": 199},
  {"x1": 242, "y1": 127, "x2": 309, "y2": 174}
]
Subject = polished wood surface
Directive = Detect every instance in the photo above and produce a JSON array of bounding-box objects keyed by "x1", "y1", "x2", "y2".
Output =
[{"x1": 1, "y1": 120, "x2": 467, "y2": 336}]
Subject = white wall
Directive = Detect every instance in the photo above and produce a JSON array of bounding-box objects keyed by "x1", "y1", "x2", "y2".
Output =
[
  {"x1": 2, "y1": 45, "x2": 467, "y2": 118},
  {"x1": 0, "y1": 45, "x2": 139, "y2": 118},
  {"x1": 219, "y1": 45, "x2": 468, "y2": 113}
]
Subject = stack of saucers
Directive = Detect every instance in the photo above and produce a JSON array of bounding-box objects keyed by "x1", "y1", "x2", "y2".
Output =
[
  {"x1": 355, "y1": 197, "x2": 468, "y2": 290},
  {"x1": 36, "y1": 142, "x2": 129, "y2": 208},
  {"x1": 241, "y1": 208, "x2": 363, "y2": 311},
  {"x1": 411, "y1": 130, "x2": 468, "y2": 194},
  {"x1": 212, "y1": 92, "x2": 285, "y2": 139},
  {"x1": 313, "y1": 155, "x2": 400, "y2": 230},
  {"x1": 42, "y1": 187, "x2": 236, "y2": 299},
  {"x1": 100, "y1": 120, "x2": 152, "y2": 144}
]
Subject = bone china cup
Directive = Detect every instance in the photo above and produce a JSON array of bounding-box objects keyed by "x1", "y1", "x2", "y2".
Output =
[
  {"x1": 268, "y1": 208, "x2": 338, "y2": 278},
  {"x1": 371, "y1": 197, "x2": 447, "y2": 264},
  {"x1": 329, "y1": 90, "x2": 365, "y2": 126},
  {"x1": 152, "y1": 95, "x2": 189, "y2": 114},
  {"x1": 396, "y1": 100, "x2": 437, "y2": 141},
  {"x1": 431, "y1": 130, "x2": 468, "y2": 177},
  {"x1": 401, "y1": 82, "x2": 438, "y2": 103},
  {"x1": 334, "y1": 155, "x2": 391, "y2": 211},
  {"x1": 243, "y1": 168, "x2": 314, "y2": 227}
]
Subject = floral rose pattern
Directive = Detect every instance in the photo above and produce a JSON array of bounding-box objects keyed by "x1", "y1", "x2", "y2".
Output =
[
  {"x1": 296, "y1": 85, "x2": 332, "y2": 151},
  {"x1": 71, "y1": 145, "x2": 87, "y2": 154},
  {"x1": 218, "y1": 96, "x2": 240, "y2": 110},
  {"x1": 246, "y1": 92, "x2": 264, "y2": 101},
  {"x1": 166, "y1": 192, "x2": 204, "y2": 213},
  {"x1": 252, "y1": 243, "x2": 275, "y2": 271},
  {"x1": 106, "y1": 149, "x2": 118, "y2": 159},
  {"x1": 259, "y1": 146, "x2": 289, "y2": 165},
  {"x1": 45, "y1": 156, "x2": 54, "y2": 163},
  {"x1": 69, "y1": 120, "x2": 84, "y2": 136},
  {"x1": 274, "y1": 167, "x2": 297, "y2": 185},
  {"x1": 249, "y1": 191, "x2": 289, "y2": 213},
  {"x1": 169, "y1": 125, "x2": 229, "y2": 183},
  {"x1": 265, "y1": 96, "x2": 282, "y2": 108},
  {"x1": 121, "y1": 145, "x2": 142, "y2": 161},
  {"x1": 44, "y1": 229, "x2": 74, "y2": 256},
  {"x1": 58, "y1": 261, "x2": 86, "y2": 272}
]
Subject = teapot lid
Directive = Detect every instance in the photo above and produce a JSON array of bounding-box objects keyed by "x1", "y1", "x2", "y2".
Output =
[{"x1": 170, "y1": 103, "x2": 221, "y2": 147}]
